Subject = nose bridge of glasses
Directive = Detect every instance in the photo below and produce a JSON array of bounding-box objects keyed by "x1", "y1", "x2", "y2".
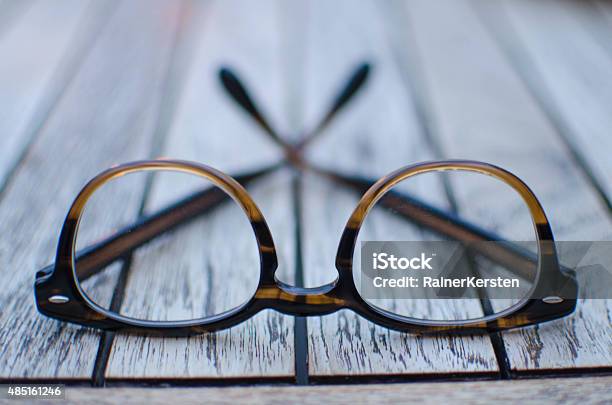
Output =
[{"x1": 253, "y1": 277, "x2": 348, "y2": 316}]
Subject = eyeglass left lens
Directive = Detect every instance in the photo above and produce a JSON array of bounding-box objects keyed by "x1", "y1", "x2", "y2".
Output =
[{"x1": 75, "y1": 168, "x2": 260, "y2": 322}]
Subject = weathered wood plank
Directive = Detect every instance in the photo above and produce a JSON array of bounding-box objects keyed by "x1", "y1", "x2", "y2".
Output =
[
  {"x1": 492, "y1": 0, "x2": 612, "y2": 205},
  {"x1": 397, "y1": 0, "x2": 612, "y2": 371},
  {"x1": 0, "y1": 0, "x2": 93, "y2": 190},
  {"x1": 595, "y1": 0, "x2": 612, "y2": 40},
  {"x1": 0, "y1": 0, "x2": 33, "y2": 38},
  {"x1": 0, "y1": 0, "x2": 183, "y2": 379},
  {"x1": 106, "y1": 177, "x2": 295, "y2": 379},
  {"x1": 66, "y1": 376, "x2": 612, "y2": 404},
  {"x1": 299, "y1": 0, "x2": 498, "y2": 377},
  {"x1": 106, "y1": 0, "x2": 295, "y2": 380}
]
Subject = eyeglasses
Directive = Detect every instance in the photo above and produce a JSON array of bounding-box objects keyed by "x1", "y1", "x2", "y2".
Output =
[{"x1": 34, "y1": 63, "x2": 577, "y2": 336}]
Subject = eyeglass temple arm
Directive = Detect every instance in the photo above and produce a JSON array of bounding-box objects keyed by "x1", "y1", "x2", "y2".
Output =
[
  {"x1": 218, "y1": 63, "x2": 371, "y2": 151},
  {"x1": 297, "y1": 63, "x2": 370, "y2": 149},
  {"x1": 36, "y1": 164, "x2": 281, "y2": 282},
  {"x1": 215, "y1": 64, "x2": 539, "y2": 276},
  {"x1": 218, "y1": 67, "x2": 291, "y2": 151}
]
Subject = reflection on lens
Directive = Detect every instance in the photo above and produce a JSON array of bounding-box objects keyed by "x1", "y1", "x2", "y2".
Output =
[
  {"x1": 76, "y1": 169, "x2": 260, "y2": 322},
  {"x1": 354, "y1": 169, "x2": 538, "y2": 322}
]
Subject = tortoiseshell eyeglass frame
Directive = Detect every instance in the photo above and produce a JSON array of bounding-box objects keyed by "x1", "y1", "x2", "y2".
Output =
[{"x1": 34, "y1": 63, "x2": 577, "y2": 336}]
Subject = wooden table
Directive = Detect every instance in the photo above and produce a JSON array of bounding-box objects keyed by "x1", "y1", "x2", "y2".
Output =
[{"x1": 0, "y1": 0, "x2": 610, "y2": 401}]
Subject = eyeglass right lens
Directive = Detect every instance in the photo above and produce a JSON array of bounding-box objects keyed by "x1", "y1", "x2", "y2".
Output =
[{"x1": 353, "y1": 169, "x2": 539, "y2": 322}]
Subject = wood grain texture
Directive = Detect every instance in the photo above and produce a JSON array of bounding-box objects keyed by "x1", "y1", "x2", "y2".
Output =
[
  {"x1": 0, "y1": 0, "x2": 183, "y2": 379},
  {"x1": 395, "y1": 0, "x2": 612, "y2": 371},
  {"x1": 65, "y1": 376, "x2": 612, "y2": 404},
  {"x1": 588, "y1": 1, "x2": 612, "y2": 65},
  {"x1": 298, "y1": 0, "x2": 499, "y2": 377},
  {"x1": 0, "y1": 0, "x2": 610, "y2": 383},
  {"x1": 0, "y1": 0, "x2": 33, "y2": 38},
  {"x1": 0, "y1": 0, "x2": 93, "y2": 189},
  {"x1": 491, "y1": 0, "x2": 612, "y2": 204},
  {"x1": 106, "y1": 176, "x2": 296, "y2": 379},
  {"x1": 105, "y1": 0, "x2": 296, "y2": 380}
]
